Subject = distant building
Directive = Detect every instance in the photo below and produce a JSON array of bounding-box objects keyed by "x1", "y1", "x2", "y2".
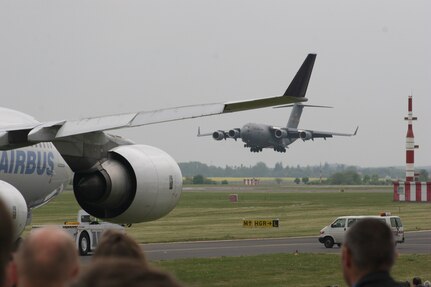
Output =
[{"x1": 244, "y1": 178, "x2": 260, "y2": 185}]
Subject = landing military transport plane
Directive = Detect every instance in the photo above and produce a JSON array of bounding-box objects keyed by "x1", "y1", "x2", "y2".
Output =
[
  {"x1": 198, "y1": 54, "x2": 358, "y2": 152},
  {"x1": 0, "y1": 54, "x2": 315, "y2": 243}
]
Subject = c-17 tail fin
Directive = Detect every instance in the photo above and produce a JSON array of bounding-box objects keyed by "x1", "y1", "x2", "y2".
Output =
[
  {"x1": 283, "y1": 54, "x2": 316, "y2": 98},
  {"x1": 282, "y1": 54, "x2": 316, "y2": 128}
]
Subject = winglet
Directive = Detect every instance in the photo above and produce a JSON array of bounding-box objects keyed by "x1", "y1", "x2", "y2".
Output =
[
  {"x1": 222, "y1": 54, "x2": 316, "y2": 113},
  {"x1": 197, "y1": 127, "x2": 201, "y2": 136},
  {"x1": 353, "y1": 126, "x2": 359, "y2": 136},
  {"x1": 283, "y1": 54, "x2": 316, "y2": 98}
]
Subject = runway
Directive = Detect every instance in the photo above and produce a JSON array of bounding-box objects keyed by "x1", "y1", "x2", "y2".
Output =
[
  {"x1": 141, "y1": 231, "x2": 431, "y2": 261},
  {"x1": 79, "y1": 231, "x2": 430, "y2": 263}
]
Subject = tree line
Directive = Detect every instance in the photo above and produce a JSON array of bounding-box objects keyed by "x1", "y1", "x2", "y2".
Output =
[{"x1": 179, "y1": 161, "x2": 430, "y2": 184}]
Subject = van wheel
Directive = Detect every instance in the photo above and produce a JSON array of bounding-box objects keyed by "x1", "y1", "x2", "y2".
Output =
[
  {"x1": 79, "y1": 231, "x2": 91, "y2": 256},
  {"x1": 323, "y1": 237, "x2": 334, "y2": 248}
]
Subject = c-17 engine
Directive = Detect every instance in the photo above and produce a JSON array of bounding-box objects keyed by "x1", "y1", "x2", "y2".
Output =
[
  {"x1": 299, "y1": 130, "x2": 313, "y2": 141},
  {"x1": 274, "y1": 128, "x2": 288, "y2": 139},
  {"x1": 228, "y1": 129, "x2": 240, "y2": 140},
  {"x1": 212, "y1": 131, "x2": 226, "y2": 141}
]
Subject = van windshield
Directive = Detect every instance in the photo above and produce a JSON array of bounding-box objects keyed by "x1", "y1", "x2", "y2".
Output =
[
  {"x1": 391, "y1": 217, "x2": 403, "y2": 228},
  {"x1": 331, "y1": 218, "x2": 346, "y2": 228}
]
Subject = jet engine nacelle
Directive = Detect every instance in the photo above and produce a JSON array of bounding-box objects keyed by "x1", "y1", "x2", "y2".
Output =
[
  {"x1": 212, "y1": 131, "x2": 225, "y2": 141},
  {"x1": 0, "y1": 181, "x2": 28, "y2": 240},
  {"x1": 299, "y1": 130, "x2": 313, "y2": 141},
  {"x1": 228, "y1": 129, "x2": 241, "y2": 139},
  {"x1": 73, "y1": 145, "x2": 182, "y2": 223},
  {"x1": 274, "y1": 128, "x2": 288, "y2": 139}
]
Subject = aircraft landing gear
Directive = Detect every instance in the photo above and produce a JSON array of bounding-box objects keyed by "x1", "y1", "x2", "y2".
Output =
[
  {"x1": 273, "y1": 147, "x2": 286, "y2": 153},
  {"x1": 250, "y1": 147, "x2": 262, "y2": 153}
]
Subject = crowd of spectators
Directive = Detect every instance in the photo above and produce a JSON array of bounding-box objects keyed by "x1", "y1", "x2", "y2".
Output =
[
  {"x1": 0, "y1": 199, "x2": 183, "y2": 287},
  {"x1": 0, "y1": 199, "x2": 428, "y2": 287}
]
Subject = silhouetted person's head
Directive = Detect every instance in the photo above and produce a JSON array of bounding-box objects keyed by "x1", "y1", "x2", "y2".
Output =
[
  {"x1": 413, "y1": 277, "x2": 422, "y2": 286},
  {"x1": 0, "y1": 199, "x2": 13, "y2": 286},
  {"x1": 341, "y1": 218, "x2": 396, "y2": 286},
  {"x1": 15, "y1": 227, "x2": 79, "y2": 287},
  {"x1": 93, "y1": 229, "x2": 148, "y2": 268},
  {"x1": 71, "y1": 259, "x2": 184, "y2": 287}
]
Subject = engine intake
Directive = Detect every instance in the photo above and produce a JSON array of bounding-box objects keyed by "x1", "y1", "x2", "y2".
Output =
[
  {"x1": 73, "y1": 145, "x2": 182, "y2": 223},
  {"x1": 228, "y1": 129, "x2": 240, "y2": 139},
  {"x1": 299, "y1": 130, "x2": 313, "y2": 141},
  {"x1": 0, "y1": 181, "x2": 28, "y2": 240},
  {"x1": 212, "y1": 131, "x2": 225, "y2": 141},
  {"x1": 274, "y1": 128, "x2": 288, "y2": 139},
  {"x1": 74, "y1": 154, "x2": 135, "y2": 219}
]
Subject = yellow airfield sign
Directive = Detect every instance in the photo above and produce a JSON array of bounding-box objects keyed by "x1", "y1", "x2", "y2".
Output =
[{"x1": 243, "y1": 219, "x2": 279, "y2": 228}]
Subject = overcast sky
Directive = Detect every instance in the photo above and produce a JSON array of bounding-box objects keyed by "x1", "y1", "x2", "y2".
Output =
[{"x1": 0, "y1": 1, "x2": 430, "y2": 168}]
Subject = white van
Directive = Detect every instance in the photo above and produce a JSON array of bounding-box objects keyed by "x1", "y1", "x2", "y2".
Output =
[{"x1": 318, "y1": 214, "x2": 404, "y2": 248}]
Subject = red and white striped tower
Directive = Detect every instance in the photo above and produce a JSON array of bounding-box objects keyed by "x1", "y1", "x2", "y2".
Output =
[{"x1": 404, "y1": 96, "x2": 418, "y2": 181}]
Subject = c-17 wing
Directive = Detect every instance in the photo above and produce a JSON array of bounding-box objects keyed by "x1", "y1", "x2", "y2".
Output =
[
  {"x1": 310, "y1": 126, "x2": 359, "y2": 139},
  {"x1": 278, "y1": 126, "x2": 358, "y2": 141},
  {"x1": 197, "y1": 127, "x2": 242, "y2": 141}
]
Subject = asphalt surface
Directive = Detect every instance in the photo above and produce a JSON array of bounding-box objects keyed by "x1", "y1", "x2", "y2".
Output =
[
  {"x1": 80, "y1": 231, "x2": 430, "y2": 263},
  {"x1": 141, "y1": 231, "x2": 431, "y2": 261}
]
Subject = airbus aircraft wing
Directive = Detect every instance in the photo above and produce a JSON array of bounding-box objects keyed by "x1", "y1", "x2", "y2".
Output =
[
  {"x1": 32, "y1": 96, "x2": 309, "y2": 141},
  {"x1": 0, "y1": 94, "x2": 307, "y2": 146},
  {"x1": 0, "y1": 54, "x2": 316, "y2": 146}
]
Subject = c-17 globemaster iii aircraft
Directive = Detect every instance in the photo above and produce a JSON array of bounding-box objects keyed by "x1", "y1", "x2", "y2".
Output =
[
  {"x1": 0, "y1": 54, "x2": 315, "y2": 243},
  {"x1": 198, "y1": 54, "x2": 358, "y2": 152}
]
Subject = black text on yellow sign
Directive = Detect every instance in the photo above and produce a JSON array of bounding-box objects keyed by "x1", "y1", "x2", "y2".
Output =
[{"x1": 243, "y1": 219, "x2": 279, "y2": 228}]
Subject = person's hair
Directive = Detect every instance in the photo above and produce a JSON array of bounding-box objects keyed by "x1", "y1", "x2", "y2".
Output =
[
  {"x1": 71, "y1": 259, "x2": 184, "y2": 287},
  {"x1": 16, "y1": 227, "x2": 79, "y2": 286},
  {"x1": 413, "y1": 277, "x2": 422, "y2": 285},
  {"x1": 344, "y1": 218, "x2": 395, "y2": 272},
  {"x1": 0, "y1": 199, "x2": 13, "y2": 286},
  {"x1": 93, "y1": 229, "x2": 148, "y2": 267}
]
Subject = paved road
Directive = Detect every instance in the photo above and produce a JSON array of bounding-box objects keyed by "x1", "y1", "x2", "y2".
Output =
[
  {"x1": 141, "y1": 231, "x2": 431, "y2": 261},
  {"x1": 79, "y1": 231, "x2": 430, "y2": 263}
]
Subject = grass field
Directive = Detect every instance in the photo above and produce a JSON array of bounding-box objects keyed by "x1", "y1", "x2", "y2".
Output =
[
  {"x1": 28, "y1": 185, "x2": 431, "y2": 286},
  {"x1": 154, "y1": 254, "x2": 431, "y2": 287},
  {"x1": 30, "y1": 185, "x2": 431, "y2": 243}
]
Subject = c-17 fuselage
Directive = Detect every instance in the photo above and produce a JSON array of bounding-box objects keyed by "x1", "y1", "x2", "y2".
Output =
[
  {"x1": 241, "y1": 123, "x2": 297, "y2": 152},
  {"x1": 225, "y1": 123, "x2": 297, "y2": 153}
]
